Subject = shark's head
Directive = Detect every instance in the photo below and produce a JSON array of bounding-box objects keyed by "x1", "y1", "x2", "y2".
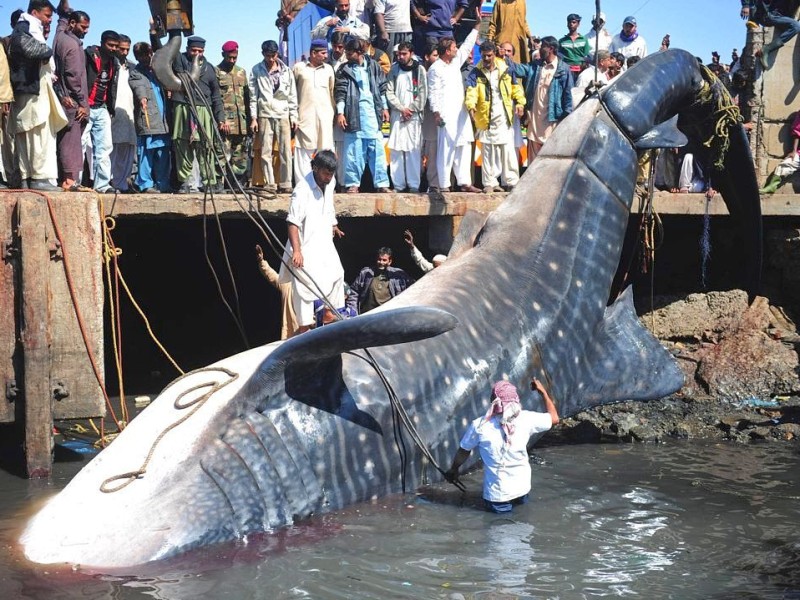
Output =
[{"x1": 20, "y1": 308, "x2": 459, "y2": 570}]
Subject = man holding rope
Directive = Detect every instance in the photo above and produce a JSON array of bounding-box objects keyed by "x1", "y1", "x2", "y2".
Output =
[
  {"x1": 171, "y1": 36, "x2": 224, "y2": 194},
  {"x1": 278, "y1": 150, "x2": 345, "y2": 334},
  {"x1": 446, "y1": 378, "x2": 559, "y2": 513}
]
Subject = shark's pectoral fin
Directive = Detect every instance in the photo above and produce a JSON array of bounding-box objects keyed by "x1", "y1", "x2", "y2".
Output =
[
  {"x1": 634, "y1": 115, "x2": 688, "y2": 150},
  {"x1": 269, "y1": 307, "x2": 458, "y2": 368},
  {"x1": 573, "y1": 287, "x2": 684, "y2": 411},
  {"x1": 251, "y1": 308, "x2": 456, "y2": 417},
  {"x1": 284, "y1": 355, "x2": 383, "y2": 434},
  {"x1": 257, "y1": 307, "x2": 456, "y2": 432}
]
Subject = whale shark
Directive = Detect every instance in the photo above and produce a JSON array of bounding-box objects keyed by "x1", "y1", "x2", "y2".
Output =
[{"x1": 20, "y1": 49, "x2": 760, "y2": 569}]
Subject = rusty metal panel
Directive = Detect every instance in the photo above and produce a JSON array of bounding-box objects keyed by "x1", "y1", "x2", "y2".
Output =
[
  {"x1": 148, "y1": 0, "x2": 193, "y2": 35},
  {"x1": 0, "y1": 195, "x2": 18, "y2": 423},
  {"x1": 46, "y1": 195, "x2": 105, "y2": 420}
]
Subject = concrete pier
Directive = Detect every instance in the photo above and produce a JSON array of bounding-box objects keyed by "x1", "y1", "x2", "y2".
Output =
[{"x1": 100, "y1": 189, "x2": 800, "y2": 218}]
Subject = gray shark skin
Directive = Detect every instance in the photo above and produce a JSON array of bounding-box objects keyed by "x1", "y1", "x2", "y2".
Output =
[{"x1": 20, "y1": 49, "x2": 759, "y2": 570}]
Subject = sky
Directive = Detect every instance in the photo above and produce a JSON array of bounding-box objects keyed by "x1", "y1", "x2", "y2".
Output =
[{"x1": 0, "y1": 1, "x2": 746, "y2": 70}]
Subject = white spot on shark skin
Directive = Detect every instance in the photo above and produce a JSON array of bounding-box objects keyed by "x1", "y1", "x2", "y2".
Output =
[
  {"x1": 434, "y1": 405, "x2": 441, "y2": 413},
  {"x1": 404, "y1": 352, "x2": 414, "y2": 364},
  {"x1": 549, "y1": 262, "x2": 559, "y2": 271},
  {"x1": 364, "y1": 459, "x2": 375, "y2": 476},
  {"x1": 358, "y1": 432, "x2": 367, "y2": 442},
  {"x1": 557, "y1": 221, "x2": 567, "y2": 230},
  {"x1": 557, "y1": 330, "x2": 564, "y2": 338},
  {"x1": 434, "y1": 355, "x2": 443, "y2": 368},
  {"x1": 533, "y1": 301, "x2": 541, "y2": 311},
  {"x1": 576, "y1": 280, "x2": 583, "y2": 288},
  {"x1": 464, "y1": 357, "x2": 490, "y2": 377},
  {"x1": 587, "y1": 233, "x2": 595, "y2": 241},
  {"x1": 574, "y1": 356, "x2": 580, "y2": 364},
  {"x1": 461, "y1": 416, "x2": 469, "y2": 427},
  {"x1": 444, "y1": 376, "x2": 451, "y2": 385},
  {"x1": 578, "y1": 382, "x2": 585, "y2": 389},
  {"x1": 534, "y1": 316, "x2": 553, "y2": 337},
  {"x1": 290, "y1": 412, "x2": 327, "y2": 437}
]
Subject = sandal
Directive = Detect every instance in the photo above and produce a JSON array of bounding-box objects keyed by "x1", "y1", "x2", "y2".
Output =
[{"x1": 62, "y1": 181, "x2": 92, "y2": 192}]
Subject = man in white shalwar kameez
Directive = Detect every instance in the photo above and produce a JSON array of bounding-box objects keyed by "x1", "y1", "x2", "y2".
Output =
[
  {"x1": 426, "y1": 11, "x2": 481, "y2": 193},
  {"x1": 9, "y1": 9, "x2": 68, "y2": 191},
  {"x1": 278, "y1": 150, "x2": 345, "y2": 334},
  {"x1": 386, "y1": 41, "x2": 426, "y2": 192},
  {"x1": 292, "y1": 38, "x2": 335, "y2": 182}
]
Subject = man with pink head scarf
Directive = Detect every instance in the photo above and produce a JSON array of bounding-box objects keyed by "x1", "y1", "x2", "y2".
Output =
[{"x1": 446, "y1": 378, "x2": 559, "y2": 513}]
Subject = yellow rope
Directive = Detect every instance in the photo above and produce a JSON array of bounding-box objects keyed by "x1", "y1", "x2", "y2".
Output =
[
  {"x1": 102, "y1": 213, "x2": 128, "y2": 427},
  {"x1": 685, "y1": 65, "x2": 743, "y2": 170},
  {"x1": 115, "y1": 267, "x2": 185, "y2": 376},
  {"x1": 101, "y1": 199, "x2": 185, "y2": 380},
  {"x1": 85, "y1": 418, "x2": 115, "y2": 446},
  {"x1": 95, "y1": 197, "x2": 187, "y2": 446}
]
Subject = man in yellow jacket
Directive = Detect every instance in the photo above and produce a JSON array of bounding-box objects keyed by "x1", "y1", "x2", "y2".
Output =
[{"x1": 465, "y1": 40, "x2": 525, "y2": 193}]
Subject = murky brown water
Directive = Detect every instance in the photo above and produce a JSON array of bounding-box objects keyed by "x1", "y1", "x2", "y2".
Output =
[{"x1": 1, "y1": 440, "x2": 799, "y2": 599}]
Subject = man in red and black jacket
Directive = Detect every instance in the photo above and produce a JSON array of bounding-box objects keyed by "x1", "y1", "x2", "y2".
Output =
[{"x1": 83, "y1": 29, "x2": 119, "y2": 193}]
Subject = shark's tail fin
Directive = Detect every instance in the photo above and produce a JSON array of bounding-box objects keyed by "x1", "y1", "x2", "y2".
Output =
[{"x1": 569, "y1": 287, "x2": 684, "y2": 413}]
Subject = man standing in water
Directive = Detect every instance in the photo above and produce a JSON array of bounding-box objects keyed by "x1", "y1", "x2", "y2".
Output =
[{"x1": 446, "y1": 378, "x2": 559, "y2": 513}]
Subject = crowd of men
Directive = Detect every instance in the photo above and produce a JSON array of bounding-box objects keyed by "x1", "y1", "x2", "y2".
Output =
[
  {"x1": 0, "y1": 0, "x2": 796, "y2": 196},
  {"x1": 0, "y1": 0, "x2": 665, "y2": 195}
]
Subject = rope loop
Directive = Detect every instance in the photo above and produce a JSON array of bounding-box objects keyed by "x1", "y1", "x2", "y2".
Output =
[
  {"x1": 100, "y1": 470, "x2": 146, "y2": 493},
  {"x1": 99, "y1": 367, "x2": 239, "y2": 493}
]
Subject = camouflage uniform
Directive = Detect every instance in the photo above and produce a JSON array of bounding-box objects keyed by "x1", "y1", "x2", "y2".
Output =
[{"x1": 216, "y1": 62, "x2": 251, "y2": 180}]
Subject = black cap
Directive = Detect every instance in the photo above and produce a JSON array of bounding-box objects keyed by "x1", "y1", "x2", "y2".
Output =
[{"x1": 186, "y1": 36, "x2": 206, "y2": 49}]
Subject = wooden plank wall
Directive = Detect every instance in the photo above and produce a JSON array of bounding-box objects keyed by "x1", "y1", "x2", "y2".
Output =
[
  {"x1": 0, "y1": 198, "x2": 17, "y2": 423},
  {"x1": 1, "y1": 192, "x2": 105, "y2": 476}
]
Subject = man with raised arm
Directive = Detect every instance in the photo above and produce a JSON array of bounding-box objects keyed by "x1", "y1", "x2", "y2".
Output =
[{"x1": 446, "y1": 378, "x2": 559, "y2": 513}]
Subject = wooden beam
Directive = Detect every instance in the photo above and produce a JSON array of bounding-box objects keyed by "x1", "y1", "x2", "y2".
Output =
[{"x1": 18, "y1": 196, "x2": 52, "y2": 478}]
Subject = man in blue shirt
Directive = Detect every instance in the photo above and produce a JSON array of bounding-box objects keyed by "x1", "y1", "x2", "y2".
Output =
[
  {"x1": 411, "y1": 0, "x2": 470, "y2": 56},
  {"x1": 334, "y1": 37, "x2": 391, "y2": 193}
]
